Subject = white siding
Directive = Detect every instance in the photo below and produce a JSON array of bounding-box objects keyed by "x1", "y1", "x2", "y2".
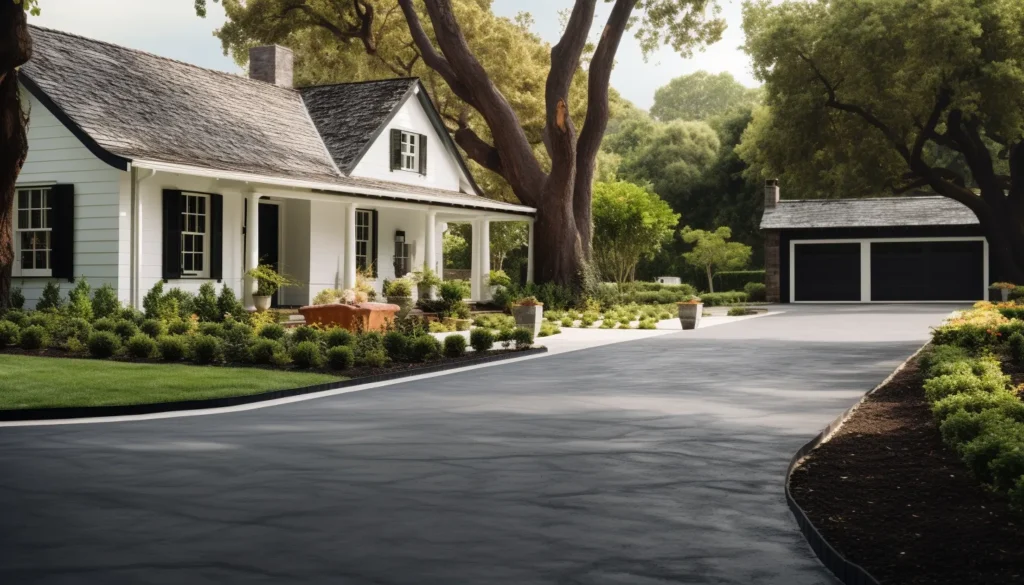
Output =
[
  {"x1": 14, "y1": 91, "x2": 124, "y2": 308},
  {"x1": 308, "y1": 199, "x2": 346, "y2": 304},
  {"x1": 280, "y1": 198, "x2": 310, "y2": 306},
  {"x1": 350, "y1": 97, "x2": 468, "y2": 192}
]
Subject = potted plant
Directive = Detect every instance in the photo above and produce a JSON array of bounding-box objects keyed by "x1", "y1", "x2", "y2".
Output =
[
  {"x1": 511, "y1": 296, "x2": 544, "y2": 338},
  {"x1": 677, "y1": 297, "x2": 703, "y2": 330},
  {"x1": 990, "y1": 282, "x2": 1017, "y2": 302},
  {"x1": 488, "y1": 269, "x2": 512, "y2": 297},
  {"x1": 246, "y1": 264, "x2": 295, "y2": 311},
  {"x1": 384, "y1": 277, "x2": 415, "y2": 318},
  {"x1": 413, "y1": 266, "x2": 442, "y2": 301}
]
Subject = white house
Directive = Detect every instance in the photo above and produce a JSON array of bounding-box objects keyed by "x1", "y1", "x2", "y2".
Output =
[{"x1": 13, "y1": 26, "x2": 536, "y2": 310}]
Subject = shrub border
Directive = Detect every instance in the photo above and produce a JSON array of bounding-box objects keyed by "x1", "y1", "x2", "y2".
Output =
[
  {"x1": 785, "y1": 346, "x2": 927, "y2": 585},
  {"x1": 0, "y1": 347, "x2": 548, "y2": 422}
]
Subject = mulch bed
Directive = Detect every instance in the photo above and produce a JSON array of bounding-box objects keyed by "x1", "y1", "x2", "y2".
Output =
[{"x1": 789, "y1": 358, "x2": 1024, "y2": 585}]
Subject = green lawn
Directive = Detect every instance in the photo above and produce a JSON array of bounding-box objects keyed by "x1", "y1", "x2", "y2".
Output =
[{"x1": 0, "y1": 355, "x2": 341, "y2": 410}]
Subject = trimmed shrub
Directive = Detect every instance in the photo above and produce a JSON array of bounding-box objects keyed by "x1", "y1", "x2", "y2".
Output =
[
  {"x1": 259, "y1": 323, "x2": 286, "y2": 341},
  {"x1": 250, "y1": 338, "x2": 285, "y2": 365},
  {"x1": 19, "y1": 325, "x2": 49, "y2": 350},
  {"x1": 217, "y1": 285, "x2": 246, "y2": 321},
  {"x1": 932, "y1": 390, "x2": 1024, "y2": 422},
  {"x1": 66, "y1": 278, "x2": 93, "y2": 321},
  {"x1": 157, "y1": 335, "x2": 189, "y2": 362},
  {"x1": 290, "y1": 341, "x2": 323, "y2": 369},
  {"x1": 932, "y1": 323, "x2": 998, "y2": 352},
  {"x1": 443, "y1": 334, "x2": 467, "y2": 358},
  {"x1": 118, "y1": 306, "x2": 145, "y2": 325},
  {"x1": 220, "y1": 322, "x2": 255, "y2": 363},
  {"x1": 91, "y1": 283, "x2": 120, "y2": 319},
  {"x1": 919, "y1": 344, "x2": 971, "y2": 374},
  {"x1": 744, "y1": 282, "x2": 767, "y2": 302},
  {"x1": 9, "y1": 287, "x2": 25, "y2": 310},
  {"x1": 190, "y1": 335, "x2": 224, "y2": 365},
  {"x1": 383, "y1": 331, "x2": 410, "y2": 361},
  {"x1": 699, "y1": 292, "x2": 749, "y2": 306},
  {"x1": 0, "y1": 321, "x2": 19, "y2": 347},
  {"x1": 26, "y1": 313, "x2": 52, "y2": 329},
  {"x1": 470, "y1": 328, "x2": 494, "y2": 352},
  {"x1": 52, "y1": 317, "x2": 92, "y2": 346},
  {"x1": 1009, "y1": 286, "x2": 1024, "y2": 303},
  {"x1": 939, "y1": 410, "x2": 1007, "y2": 450},
  {"x1": 2, "y1": 308, "x2": 27, "y2": 327},
  {"x1": 292, "y1": 326, "x2": 321, "y2": 345},
  {"x1": 1009, "y1": 332, "x2": 1024, "y2": 364},
  {"x1": 361, "y1": 348, "x2": 389, "y2": 368},
  {"x1": 713, "y1": 270, "x2": 766, "y2": 293},
  {"x1": 36, "y1": 282, "x2": 63, "y2": 312},
  {"x1": 512, "y1": 328, "x2": 534, "y2": 349},
  {"x1": 354, "y1": 331, "x2": 386, "y2": 363},
  {"x1": 167, "y1": 319, "x2": 193, "y2": 336},
  {"x1": 326, "y1": 345, "x2": 355, "y2": 370},
  {"x1": 410, "y1": 335, "x2": 442, "y2": 362},
  {"x1": 194, "y1": 282, "x2": 220, "y2": 323},
  {"x1": 325, "y1": 327, "x2": 355, "y2": 349},
  {"x1": 197, "y1": 322, "x2": 226, "y2": 339},
  {"x1": 92, "y1": 317, "x2": 117, "y2": 332},
  {"x1": 923, "y1": 371, "x2": 1008, "y2": 403},
  {"x1": 113, "y1": 320, "x2": 140, "y2": 341},
  {"x1": 539, "y1": 321, "x2": 561, "y2": 337},
  {"x1": 125, "y1": 334, "x2": 157, "y2": 359},
  {"x1": 140, "y1": 319, "x2": 166, "y2": 338},
  {"x1": 86, "y1": 330, "x2": 121, "y2": 358},
  {"x1": 960, "y1": 424, "x2": 1024, "y2": 485}
]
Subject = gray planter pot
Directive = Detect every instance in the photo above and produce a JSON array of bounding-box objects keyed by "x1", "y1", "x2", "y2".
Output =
[
  {"x1": 1001, "y1": 289, "x2": 1011, "y2": 302},
  {"x1": 387, "y1": 296, "x2": 414, "y2": 319},
  {"x1": 678, "y1": 303, "x2": 703, "y2": 330},
  {"x1": 512, "y1": 304, "x2": 544, "y2": 338},
  {"x1": 253, "y1": 295, "x2": 272, "y2": 312}
]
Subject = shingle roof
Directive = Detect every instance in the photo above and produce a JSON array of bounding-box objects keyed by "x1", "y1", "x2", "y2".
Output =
[
  {"x1": 300, "y1": 80, "x2": 416, "y2": 173},
  {"x1": 760, "y1": 196, "x2": 980, "y2": 230}
]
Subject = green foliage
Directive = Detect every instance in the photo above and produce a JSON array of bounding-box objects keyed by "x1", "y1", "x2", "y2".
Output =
[
  {"x1": 66, "y1": 279, "x2": 93, "y2": 321},
  {"x1": 383, "y1": 277, "x2": 413, "y2": 298},
  {"x1": 1009, "y1": 333, "x2": 1024, "y2": 365},
  {"x1": 489, "y1": 222, "x2": 529, "y2": 271},
  {"x1": 9, "y1": 288, "x2": 25, "y2": 310},
  {"x1": 408, "y1": 335, "x2": 441, "y2": 362},
  {"x1": 923, "y1": 370, "x2": 1008, "y2": 403},
  {"x1": 250, "y1": 338, "x2": 286, "y2": 365},
  {"x1": 493, "y1": 282, "x2": 577, "y2": 311},
  {"x1": 190, "y1": 335, "x2": 224, "y2": 365},
  {"x1": 932, "y1": 324, "x2": 1000, "y2": 352},
  {"x1": 592, "y1": 181, "x2": 680, "y2": 285},
  {"x1": 36, "y1": 282, "x2": 63, "y2": 312},
  {"x1": 197, "y1": 322, "x2": 226, "y2": 339},
  {"x1": 326, "y1": 345, "x2": 355, "y2": 371},
  {"x1": 1010, "y1": 287, "x2": 1024, "y2": 303},
  {"x1": 539, "y1": 321, "x2": 561, "y2": 337},
  {"x1": 443, "y1": 334, "x2": 467, "y2": 358},
  {"x1": 217, "y1": 286, "x2": 246, "y2": 321},
  {"x1": 354, "y1": 331, "x2": 388, "y2": 368},
  {"x1": 681, "y1": 226, "x2": 752, "y2": 292},
  {"x1": 167, "y1": 319, "x2": 193, "y2": 336},
  {"x1": 744, "y1": 282, "x2": 767, "y2": 302},
  {"x1": 2, "y1": 309, "x2": 27, "y2": 327},
  {"x1": 125, "y1": 334, "x2": 158, "y2": 359},
  {"x1": 258, "y1": 323, "x2": 286, "y2": 341},
  {"x1": 157, "y1": 335, "x2": 189, "y2": 362},
  {"x1": 383, "y1": 330, "x2": 410, "y2": 361},
  {"x1": 18, "y1": 325, "x2": 48, "y2": 350},
  {"x1": 86, "y1": 331, "x2": 121, "y2": 358},
  {"x1": 91, "y1": 317, "x2": 116, "y2": 332},
  {"x1": 443, "y1": 228, "x2": 470, "y2": 271},
  {"x1": 488, "y1": 270, "x2": 512, "y2": 289},
  {"x1": 325, "y1": 328, "x2": 356, "y2": 349},
  {"x1": 699, "y1": 292, "x2": 749, "y2": 306},
  {"x1": 194, "y1": 282, "x2": 220, "y2": 322},
  {"x1": 715, "y1": 270, "x2": 766, "y2": 293},
  {"x1": 119, "y1": 306, "x2": 145, "y2": 325},
  {"x1": 113, "y1": 320, "x2": 140, "y2": 341},
  {"x1": 292, "y1": 326, "x2": 321, "y2": 345},
  {"x1": 91, "y1": 284, "x2": 120, "y2": 319},
  {"x1": 512, "y1": 328, "x2": 534, "y2": 349},
  {"x1": 142, "y1": 281, "x2": 165, "y2": 319},
  {"x1": 247, "y1": 264, "x2": 295, "y2": 297},
  {"x1": 470, "y1": 329, "x2": 495, "y2": 353},
  {"x1": 651, "y1": 71, "x2": 762, "y2": 122},
  {"x1": 0, "y1": 321, "x2": 19, "y2": 348}
]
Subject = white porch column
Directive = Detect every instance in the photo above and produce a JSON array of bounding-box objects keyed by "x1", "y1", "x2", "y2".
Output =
[
  {"x1": 244, "y1": 193, "x2": 262, "y2": 309},
  {"x1": 479, "y1": 218, "x2": 491, "y2": 300},
  {"x1": 343, "y1": 201, "x2": 357, "y2": 290},
  {"x1": 469, "y1": 219, "x2": 481, "y2": 301},
  {"x1": 424, "y1": 209, "x2": 437, "y2": 273},
  {"x1": 526, "y1": 218, "x2": 535, "y2": 284}
]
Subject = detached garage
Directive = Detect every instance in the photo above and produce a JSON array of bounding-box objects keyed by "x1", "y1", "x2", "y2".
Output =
[{"x1": 761, "y1": 181, "x2": 991, "y2": 303}]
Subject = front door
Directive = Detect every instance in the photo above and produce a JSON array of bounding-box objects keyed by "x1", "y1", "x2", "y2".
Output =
[{"x1": 258, "y1": 202, "x2": 281, "y2": 307}]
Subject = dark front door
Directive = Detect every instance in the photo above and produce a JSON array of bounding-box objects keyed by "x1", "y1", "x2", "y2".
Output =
[
  {"x1": 793, "y1": 243, "x2": 861, "y2": 301},
  {"x1": 871, "y1": 240, "x2": 984, "y2": 301},
  {"x1": 258, "y1": 203, "x2": 281, "y2": 307}
]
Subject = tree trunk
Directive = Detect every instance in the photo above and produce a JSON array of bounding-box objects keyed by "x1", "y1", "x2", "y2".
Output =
[
  {"x1": 0, "y1": 5, "x2": 32, "y2": 310},
  {"x1": 706, "y1": 266, "x2": 714, "y2": 293},
  {"x1": 531, "y1": 179, "x2": 586, "y2": 288}
]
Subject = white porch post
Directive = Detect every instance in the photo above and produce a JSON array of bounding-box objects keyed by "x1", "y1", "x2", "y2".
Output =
[
  {"x1": 470, "y1": 219, "x2": 481, "y2": 301},
  {"x1": 343, "y1": 201, "x2": 357, "y2": 290},
  {"x1": 526, "y1": 218, "x2": 535, "y2": 284},
  {"x1": 424, "y1": 209, "x2": 437, "y2": 273},
  {"x1": 479, "y1": 218, "x2": 491, "y2": 300},
  {"x1": 244, "y1": 192, "x2": 261, "y2": 309}
]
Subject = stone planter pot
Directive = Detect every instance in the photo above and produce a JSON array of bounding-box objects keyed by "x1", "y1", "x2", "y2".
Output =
[
  {"x1": 299, "y1": 302, "x2": 400, "y2": 332},
  {"x1": 443, "y1": 317, "x2": 473, "y2": 332},
  {"x1": 417, "y1": 285, "x2": 435, "y2": 301},
  {"x1": 678, "y1": 303, "x2": 703, "y2": 330},
  {"x1": 387, "y1": 296, "x2": 414, "y2": 319},
  {"x1": 1001, "y1": 289, "x2": 1011, "y2": 302},
  {"x1": 253, "y1": 295, "x2": 272, "y2": 312},
  {"x1": 512, "y1": 304, "x2": 543, "y2": 338}
]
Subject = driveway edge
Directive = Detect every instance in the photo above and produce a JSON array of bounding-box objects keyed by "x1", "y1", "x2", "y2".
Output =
[
  {"x1": 785, "y1": 343, "x2": 928, "y2": 585},
  {"x1": 0, "y1": 347, "x2": 548, "y2": 422}
]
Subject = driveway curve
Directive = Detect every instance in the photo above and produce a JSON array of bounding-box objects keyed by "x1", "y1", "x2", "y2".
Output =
[{"x1": 0, "y1": 304, "x2": 956, "y2": 585}]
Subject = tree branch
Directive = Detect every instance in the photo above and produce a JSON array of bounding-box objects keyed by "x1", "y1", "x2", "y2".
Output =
[
  {"x1": 453, "y1": 126, "x2": 504, "y2": 178},
  {"x1": 912, "y1": 87, "x2": 951, "y2": 164},
  {"x1": 396, "y1": 0, "x2": 471, "y2": 103}
]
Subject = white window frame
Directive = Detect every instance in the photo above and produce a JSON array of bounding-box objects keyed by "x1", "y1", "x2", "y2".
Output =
[
  {"x1": 399, "y1": 131, "x2": 419, "y2": 173},
  {"x1": 789, "y1": 237, "x2": 989, "y2": 304},
  {"x1": 13, "y1": 186, "x2": 53, "y2": 278},
  {"x1": 355, "y1": 209, "x2": 373, "y2": 274},
  {"x1": 181, "y1": 192, "x2": 211, "y2": 279}
]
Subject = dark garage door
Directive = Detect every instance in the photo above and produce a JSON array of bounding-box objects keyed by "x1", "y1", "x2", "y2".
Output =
[
  {"x1": 871, "y1": 241, "x2": 984, "y2": 301},
  {"x1": 794, "y1": 243, "x2": 861, "y2": 301}
]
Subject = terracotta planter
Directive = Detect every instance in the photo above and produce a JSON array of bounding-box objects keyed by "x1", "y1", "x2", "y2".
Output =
[
  {"x1": 253, "y1": 295, "x2": 272, "y2": 312},
  {"x1": 678, "y1": 303, "x2": 703, "y2": 330},
  {"x1": 512, "y1": 304, "x2": 543, "y2": 338},
  {"x1": 299, "y1": 302, "x2": 400, "y2": 332},
  {"x1": 387, "y1": 296, "x2": 414, "y2": 319}
]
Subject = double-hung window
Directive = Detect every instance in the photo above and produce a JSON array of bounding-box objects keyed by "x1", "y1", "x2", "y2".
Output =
[
  {"x1": 180, "y1": 192, "x2": 210, "y2": 278},
  {"x1": 355, "y1": 210, "x2": 373, "y2": 273},
  {"x1": 400, "y1": 132, "x2": 419, "y2": 173},
  {"x1": 14, "y1": 187, "x2": 52, "y2": 277}
]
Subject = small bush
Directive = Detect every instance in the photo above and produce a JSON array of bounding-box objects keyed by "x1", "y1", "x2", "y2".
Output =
[
  {"x1": 125, "y1": 334, "x2": 157, "y2": 359},
  {"x1": 2, "y1": 308, "x2": 27, "y2": 327},
  {"x1": 470, "y1": 328, "x2": 494, "y2": 352},
  {"x1": 290, "y1": 341, "x2": 323, "y2": 369},
  {"x1": 259, "y1": 323, "x2": 286, "y2": 341},
  {"x1": 140, "y1": 319, "x2": 166, "y2": 338},
  {"x1": 190, "y1": 335, "x2": 224, "y2": 365},
  {"x1": 326, "y1": 345, "x2": 355, "y2": 370},
  {"x1": 26, "y1": 312, "x2": 52, "y2": 329},
  {"x1": 443, "y1": 334, "x2": 467, "y2": 358},
  {"x1": 217, "y1": 286, "x2": 246, "y2": 321},
  {"x1": 292, "y1": 326, "x2": 321, "y2": 345},
  {"x1": 324, "y1": 327, "x2": 355, "y2": 348},
  {"x1": 250, "y1": 338, "x2": 285, "y2": 365},
  {"x1": 19, "y1": 325, "x2": 49, "y2": 350},
  {"x1": 91, "y1": 317, "x2": 115, "y2": 332},
  {"x1": 923, "y1": 371, "x2": 1008, "y2": 403},
  {"x1": 960, "y1": 424, "x2": 1024, "y2": 485},
  {"x1": 66, "y1": 278, "x2": 93, "y2": 321},
  {"x1": 1009, "y1": 332, "x2": 1024, "y2": 364},
  {"x1": 361, "y1": 348, "x2": 389, "y2": 368},
  {"x1": 744, "y1": 282, "x2": 767, "y2": 302},
  {"x1": 0, "y1": 321, "x2": 19, "y2": 347},
  {"x1": 36, "y1": 282, "x2": 63, "y2": 312},
  {"x1": 157, "y1": 335, "x2": 189, "y2": 362},
  {"x1": 512, "y1": 328, "x2": 534, "y2": 349},
  {"x1": 354, "y1": 331, "x2": 386, "y2": 363},
  {"x1": 699, "y1": 292, "x2": 749, "y2": 307},
  {"x1": 9, "y1": 287, "x2": 25, "y2": 309},
  {"x1": 51, "y1": 317, "x2": 91, "y2": 346},
  {"x1": 220, "y1": 321, "x2": 255, "y2": 362},
  {"x1": 727, "y1": 307, "x2": 756, "y2": 317},
  {"x1": 197, "y1": 322, "x2": 226, "y2": 339},
  {"x1": 638, "y1": 319, "x2": 657, "y2": 330},
  {"x1": 86, "y1": 330, "x2": 121, "y2": 358},
  {"x1": 932, "y1": 390, "x2": 1023, "y2": 422},
  {"x1": 113, "y1": 320, "x2": 140, "y2": 341},
  {"x1": 383, "y1": 330, "x2": 410, "y2": 361},
  {"x1": 410, "y1": 335, "x2": 442, "y2": 362},
  {"x1": 167, "y1": 319, "x2": 193, "y2": 336},
  {"x1": 539, "y1": 321, "x2": 561, "y2": 337},
  {"x1": 91, "y1": 283, "x2": 120, "y2": 319},
  {"x1": 118, "y1": 306, "x2": 145, "y2": 325},
  {"x1": 194, "y1": 282, "x2": 220, "y2": 323}
]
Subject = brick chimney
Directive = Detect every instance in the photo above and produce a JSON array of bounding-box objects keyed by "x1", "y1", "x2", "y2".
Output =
[
  {"x1": 249, "y1": 45, "x2": 294, "y2": 88},
  {"x1": 764, "y1": 178, "x2": 780, "y2": 209}
]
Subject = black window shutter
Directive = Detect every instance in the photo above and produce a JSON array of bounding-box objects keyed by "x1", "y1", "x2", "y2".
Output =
[
  {"x1": 418, "y1": 133, "x2": 427, "y2": 175},
  {"x1": 162, "y1": 189, "x2": 183, "y2": 281},
  {"x1": 50, "y1": 183, "x2": 75, "y2": 281},
  {"x1": 370, "y1": 209, "x2": 379, "y2": 278},
  {"x1": 390, "y1": 129, "x2": 402, "y2": 171},
  {"x1": 209, "y1": 194, "x2": 223, "y2": 282}
]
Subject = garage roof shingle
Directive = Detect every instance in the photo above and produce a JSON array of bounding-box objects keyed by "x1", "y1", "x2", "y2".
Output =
[{"x1": 761, "y1": 196, "x2": 980, "y2": 230}]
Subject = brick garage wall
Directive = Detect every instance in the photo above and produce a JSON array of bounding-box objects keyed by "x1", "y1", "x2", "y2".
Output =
[{"x1": 765, "y1": 230, "x2": 781, "y2": 303}]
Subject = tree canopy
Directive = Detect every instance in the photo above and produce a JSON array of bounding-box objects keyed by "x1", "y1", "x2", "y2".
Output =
[
  {"x1": 650, "y1": 70, "x2": 760, "y2": 122},
  {"x1": 592, "y1": 181, "x2": 679, "y2": 285},
  {"x1": 741, "y1": 0, "x2": 1024, "y2": 281},
  {"x1": 681, "y1": 226, "x2": 750, "y2": 293}
]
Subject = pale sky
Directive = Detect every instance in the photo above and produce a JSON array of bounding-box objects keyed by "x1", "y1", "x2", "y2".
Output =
[{"x1": 28, "y1": 0, "x2": 759, "y2": 110}]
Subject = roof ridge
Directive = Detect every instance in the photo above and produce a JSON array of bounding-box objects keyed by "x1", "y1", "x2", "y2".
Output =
[
  {"x1": 27, "y1": 24, "x2": 299, "y2": 95},
  {"x1": 299, "y1": 78, "x2": 420, "y2": 91},
  {"x1": 777, "y1": 195, "x2": 950, "y2": 203}
]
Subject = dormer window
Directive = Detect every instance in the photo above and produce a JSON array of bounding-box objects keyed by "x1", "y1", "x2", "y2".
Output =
[{"x1": 390, "y1": 129, "x2": 427, "y2": 175}]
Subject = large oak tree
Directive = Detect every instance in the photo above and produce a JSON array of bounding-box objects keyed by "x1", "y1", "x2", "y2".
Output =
[
  {"x1": 742, "y1": 0, "x2": 1024, "y2": 283},
  {"x1": 198, "y1": 0, "x2": 724, "y2": 290}
]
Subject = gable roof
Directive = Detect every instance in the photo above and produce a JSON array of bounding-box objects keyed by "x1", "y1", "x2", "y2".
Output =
[
  {"x1": 20, "y1": 26, "x2": 527, "y2": 214},
  {"x1": 760, "y1": 196, "x2": 980, "y2": 230}
]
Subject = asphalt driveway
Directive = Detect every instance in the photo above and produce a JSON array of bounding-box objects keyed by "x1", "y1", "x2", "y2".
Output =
[{"x1": 0, "y1": 304, "x2": 957, "y2": 585}]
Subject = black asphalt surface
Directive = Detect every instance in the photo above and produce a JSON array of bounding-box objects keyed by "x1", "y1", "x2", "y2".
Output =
[{"x1": 0, "y1": 305, "x2": 957, "y2": 585}]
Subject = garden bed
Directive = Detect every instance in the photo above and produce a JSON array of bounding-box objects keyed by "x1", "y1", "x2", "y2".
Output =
[{"x1": 789, "y1": 357, "x2": 1024, "y2": 585}]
